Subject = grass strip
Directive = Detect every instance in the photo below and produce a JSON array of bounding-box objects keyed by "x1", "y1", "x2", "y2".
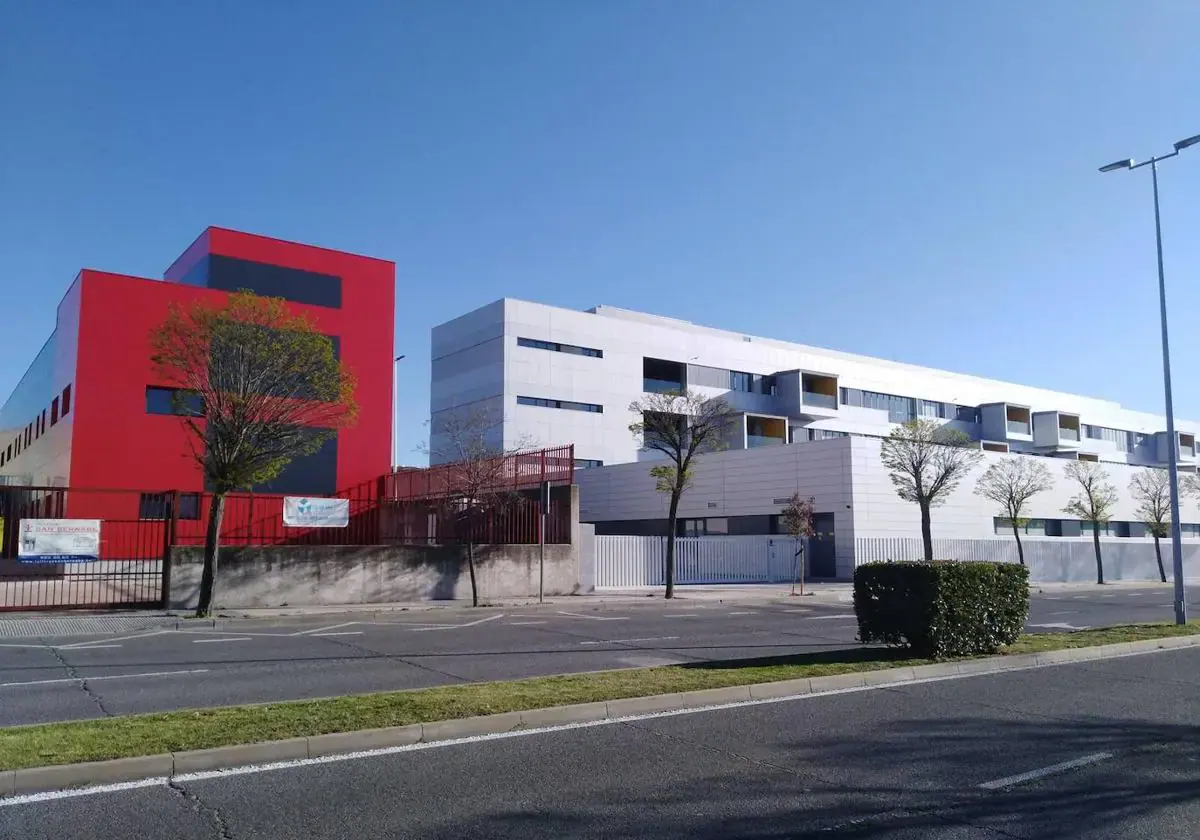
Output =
[{"x1": 1, "y1": 621, "x2": 1196, "y2": 772}]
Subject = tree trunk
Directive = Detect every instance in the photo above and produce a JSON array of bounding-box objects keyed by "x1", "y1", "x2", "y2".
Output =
[
  {"x1": 466, "y1": 538, "x2": 479, "y2": 607},
  {"x1": 196, "y1": 492, "x2": 225, "y2": 618},
  {"x1": 1153, "y1": 533, "x2": 1167, "y2": 583},
  {"x1": 665, "y1": 490, "x2": 681, "y2": 599},
  {"x1": 1011, "y1": 522, "x2": 1025, "y2": 566},
  {"x1": 1092, "y1": 526, "x2": 1104, "y2": 585},
  {"x1": 919, "y1": 503, "x2": 934, "y2": 563}
]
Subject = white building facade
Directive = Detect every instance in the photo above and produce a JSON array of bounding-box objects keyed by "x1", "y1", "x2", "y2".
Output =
[{"x1": 431, "y1": 299, "x2": 1200, "y2": 577}]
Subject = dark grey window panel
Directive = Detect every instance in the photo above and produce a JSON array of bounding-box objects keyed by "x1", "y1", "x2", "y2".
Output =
[{"x1": 184, "y1": 254, "x2": 342, "y2": 309}]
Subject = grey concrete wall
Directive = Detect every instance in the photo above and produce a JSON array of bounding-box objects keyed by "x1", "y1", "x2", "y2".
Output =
[{"x1": 168, "y1": 543, "x2": 579, "y2": 611}]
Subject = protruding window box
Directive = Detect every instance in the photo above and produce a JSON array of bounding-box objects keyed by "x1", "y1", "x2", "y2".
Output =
[
  {"x1": 1155, "y1": 431, "x2": 1197, "y2": 464},
  {"x1": 980, "y1": 402, "x2": 1032, "y2": 442},
  {"x1": 1032, "y1": 411, "x2": 1081, "y2": 450}
]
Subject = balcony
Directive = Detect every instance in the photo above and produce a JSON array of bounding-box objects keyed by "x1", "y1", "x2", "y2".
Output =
[
  {"x1": 1060, "y1": 427, "x2": 1080, "y2": 441},
  {"x1": 1032, "y1": 410, "x2": 1081, "y2": 450},
  {"x1": 748, "y1": 434, "x2": 785, "y2": 448},
  {"x1": 744, "y1": 414, "x2": 788, "y2": 449},
  {"x1": 801, "y1": 391, "x2": 837, "y2": 410},
  {"x1": 1006, "y1": 420, "x2": 1030, "y2": 435},
  {"x1": 796, "y1": 372, "x2": 839, "y2": 417},
  {"x1": 1156, "y1": 431, "x2": 1197, "y2": 464}
]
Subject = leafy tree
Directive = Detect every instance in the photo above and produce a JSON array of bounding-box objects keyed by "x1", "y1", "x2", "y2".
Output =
[
  {"x1": 1062, "y1": 460, "x2": 1119, "y2": 585},
  {"x1": 628, "y1": 390, "x2": 736, "y2": 598},
  {"x1": 974, "y1": 457, "x2": 1054, "y2": 567},
  {"x1": 427, "y1": 406, "x2": 531, "y2": 607},
  {"x1": 150, "y1": 291, "x2": 357, "y2": 617},
  {"x1": 1129, "y1": 467, "x2": 1171, "y2": 583},
  {"x1": 780, "y1": 492, "x2": 816, "y2": 596},
  {"x1": 880, "y1": 418, "x2": 983, "y2": 562}
]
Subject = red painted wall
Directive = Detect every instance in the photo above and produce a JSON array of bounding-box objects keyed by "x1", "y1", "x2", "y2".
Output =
[{"x1": 5, "y1": 228, "x2": 393, "y2": 508}]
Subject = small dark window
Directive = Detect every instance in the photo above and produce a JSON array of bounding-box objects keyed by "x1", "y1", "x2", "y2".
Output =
[
  {"x1": 517, "y1": 396, "x2": 603, "y2": 413},
  {"x1": 146, "y1": 387, "x2": 205, "y2": 416},
  {"x1": 139, "y1": 492, "x2": 201, "y2": 520},
  {"x1": 51, "y1": 397, "x2": 59, "y2": 426},
  {"x1": 574, "y1": 459, "x2": 604, "y2": 469},
  {"x1": 517, "y1": 337, "x2": 603, "y2": 358},
  {"x1": 61, "y1": 385, "x2": 71, "y2": 416}
]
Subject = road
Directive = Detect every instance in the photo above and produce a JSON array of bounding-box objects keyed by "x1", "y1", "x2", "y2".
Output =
[
  {"x1": 3, "y1": 645, "x2": 1198, "y2": 838},
  {"x1": 0, "y1": 584, "x2": 1194, "y2": 727}
]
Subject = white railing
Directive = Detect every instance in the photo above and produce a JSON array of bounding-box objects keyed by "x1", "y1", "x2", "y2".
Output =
[
  {"x1": 854, "y1": 536, "x2": 1200, "y2": 582},
  {"x1": 594, "y1": 535, "x2": 802, "y2": 589}
]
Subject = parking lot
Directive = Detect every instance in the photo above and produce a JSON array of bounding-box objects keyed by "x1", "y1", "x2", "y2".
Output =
[{"x1": 0, "y1": 584, "x2": 1194, "y2": 727}]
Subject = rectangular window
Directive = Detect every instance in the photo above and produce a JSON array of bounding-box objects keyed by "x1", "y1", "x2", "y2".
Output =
[
  {"x1": 138, "y1": 492, "x2": 201, "y2": 520},
  {"x1": 146, "y1": 387, "x2": 205, "y2": 416},
  {"x1": 516, "y1": 396, "x2": 603, "y2": 413},
  {"x1": 51, "y1": 397, "x2": 59, "y2": 426},
  {"x1": 517, "y1": 337, "x2": 602, "y2": 358},
  {"x1": 61, "y1": 384, "x2": 71, "y2": 416},
  {"x1": 729, "y1": 371, "x2": 752, "y2": 392},
  {"x1": 839, "y1": 387, "x2": 863, "y2": 407},
  {"x1": 25, "y1": 425, "x2": 31, "y2": 446},
  {"x1": 955, "y1": 405, "x2": 979, "y2": 424},
  {"x1": 574, "y1": 459, "x2": 604, "y2": 469},
  {"x1": 919, "y1": 399, "x2": 941, "y2": 418},
  {"x1": 192, "y1": 254, "x2": 342, "y2": 309}
]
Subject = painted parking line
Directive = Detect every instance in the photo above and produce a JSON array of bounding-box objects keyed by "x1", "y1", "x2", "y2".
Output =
[
  {"x1": 294, "y1": 622, "x2": 359, "y2": 636},
  {"x1": 59, "y1": 630, "x2": 173, "y2": 650},
  {"x1": 191, "y1": 637, "x2": 253, "y2": 644},
  {"x1": 580, "y1": 636, "x2": 680, "y2": 646},
  {"x1": 556, "y1": 611, "x2": 628, "y2": 622},
  {"x1": 978, "y1": 752, "x2": 1113, "y2": 790},
  {"x1": 409, "y1": 614, "x2": 506, "y2": 632},
  {"x1": 0, "y1": 669, "x2": 210, "y2": 689},
  {"x1": 726, "y1": 611, "x2": 758, "y2": 616},
  {"x1": 308, "y1": 631, "x2": 364, "y2": 637},
  {"x1": 802, "y1": 614, "x2": 855, "y2": 621},
  {"x1": 1028, "y1": 622, "x2": 1090, "y2": 631},
  {"x1": 508, "y1": 621, "x2": 547, "y2": 626}
]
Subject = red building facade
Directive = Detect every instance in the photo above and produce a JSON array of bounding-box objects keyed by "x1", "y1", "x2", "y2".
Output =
[{"x1": 0, "y1": 228, "x2": 395, "y2": 511}]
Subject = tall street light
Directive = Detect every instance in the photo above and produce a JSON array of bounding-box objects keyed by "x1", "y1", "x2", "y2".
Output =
[
  {"x1": 392, "y1": 354, "x2": 406, "y2": 470},
  {"x1": 1100, "y1": 132, "x2": 1200, "y2": 625}
]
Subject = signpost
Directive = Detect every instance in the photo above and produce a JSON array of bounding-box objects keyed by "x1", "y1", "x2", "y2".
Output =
[
  {"x1": 283, "y1": 497, "x2": 350, "y2": 528},
  {"x1": 18, "y1": 519, "x2": 101, "y2": 564}
]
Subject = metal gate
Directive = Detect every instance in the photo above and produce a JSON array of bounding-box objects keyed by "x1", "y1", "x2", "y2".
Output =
[
  {"x1": 595, "y1": 535, "x2": 807, "y2": 588},
  {"x1": 0, "y1": 486, "x2": 170, "y2": 612}
]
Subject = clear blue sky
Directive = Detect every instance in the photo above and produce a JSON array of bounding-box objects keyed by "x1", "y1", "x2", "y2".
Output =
[{"x1": 3, "y1": 1, "x2": 1199, "y2": 466}]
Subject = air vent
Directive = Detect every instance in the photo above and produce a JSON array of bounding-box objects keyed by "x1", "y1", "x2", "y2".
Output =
[{"x1": 707, "y1": 502, "x2": 719, "y2": 509}]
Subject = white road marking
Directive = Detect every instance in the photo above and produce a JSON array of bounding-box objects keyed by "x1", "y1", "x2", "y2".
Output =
[
  {"x1": 191, "y1": 637, "x2": 253, "y2": 644},
  {"x1": 309, "y1": 631, "x2": 364, "y2": 637},
  {"x1": 782, "y1": 609, "x2": 812, "y2": 614},
  {"x1": 580, "y1": 636, "x2": 680, "y2": 645},
  {"x1": 727, "y1": 611, "x2": 757, "y2": 616},
  {"x1": 0, "y1": 645, "x2": 1185, "y2": 808},
  {"x1": 1028, "y1": 622, "x2": 1091, "y2": 631},
  {"x1": 507, "y1": 621, "x2": 547, "y2": 626},
  {"x1": 59, "y1": 630, "x2": 173, "y2": 649},
  {"x1": 1048, "y1": 611, "x2": 1079, "y2": 616},
  {"x1": 978, "y1": 752, "x2": 1114, "y2": 790},
  {"x1": 664, "y1": 613, "x2": 699, "y2": 618},
  {"x1": 0, "y1": 669, "x2": 209, "y2": 689},
  {"x1": 803, "y1": 614, "x2": 855, "y2": 620},
  {"x1": 409, "y1": 614, "x2": 506, "y2": 632},
  {"x1": 294, "y1": 622, "x2": 359, "y2": 636},
  {"x1": 58, "y1": 644, "x2": 122, "y2": 650},
  {"x1": 556, "y1": 611, "x2": 627, "y2": 622}
]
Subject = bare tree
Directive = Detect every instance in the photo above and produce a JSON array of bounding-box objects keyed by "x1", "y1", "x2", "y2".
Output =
[
  {"x1": 628, "y1": 390, "x2": 737, "y2": 598},
  {"x1": 1129, "y1": 467, "x2": 1171, "y2": 583},
  {"x1": 150, "y1": 292, "x2": 357, "y2": 617},
  {"x1": 427, "y1": 407, "x2": 532, "y2": 607},
  {"x1": 1063, "y1": 460, "x2": 1119, "y2": 585},
  {"x1": 780, "y1": 493, "x2": 816, "y2": 596},
  {"x1": 880, "y1": 418, "x2": 983, "y2": 562},
  {"x1": 974, "y1": 457, "x2": 1054, "y2": 567}
]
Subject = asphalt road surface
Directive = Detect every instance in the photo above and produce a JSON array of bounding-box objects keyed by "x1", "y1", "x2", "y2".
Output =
[
  {"x1": 3, "y1": 645, "x2": 1198, "y2": 838},
  {"x1": 0, "y1": 585, "x2": 1194, "y2": 727}
]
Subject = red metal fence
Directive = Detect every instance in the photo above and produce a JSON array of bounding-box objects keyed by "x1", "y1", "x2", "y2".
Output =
[{"x1": 386, "y1": 445, "x2": 575, "y2": 500}]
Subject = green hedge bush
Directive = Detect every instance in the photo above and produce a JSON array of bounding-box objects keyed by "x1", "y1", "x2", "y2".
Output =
[{"x1": 853, "y1": 561, "x2": 1030, "y2": 658}]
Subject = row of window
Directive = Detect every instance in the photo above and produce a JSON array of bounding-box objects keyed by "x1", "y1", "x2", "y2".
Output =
[
  {"x1": 993, "y1": 517, "x2": 1200, "y2": 538},
  {"x1": 574, "y1": 458, "x2": 604, "y2": 469},
  {"x1": 0, "y1": 384, "x2": 72, "y2": 469},
  {"x1": 729, "y1": 370, "x2": 777, "y2": 395},
  {"x1": 516, "y1": 396, "x2": 604, "y2": 413},
  {"x1": 517, "y1": 337, "x2": 603, "y2": 358},
  {"x1": 841, "y1": 387, "x2": 979, "y2": 425},
  {"x1": 1081, "y1": 424, "x2": 1155, "y2": 454}
]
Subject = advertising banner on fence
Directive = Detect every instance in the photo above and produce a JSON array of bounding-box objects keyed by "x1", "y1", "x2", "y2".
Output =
[
  {"x1": 283, "y1": 497, "x2": 350, "y2": 528},
  {"x1": 18, "y1": 519, "x2": 101, "y2": 564}
]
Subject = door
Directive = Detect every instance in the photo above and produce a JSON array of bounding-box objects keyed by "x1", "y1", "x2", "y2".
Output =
[{"x1": 809, "y1": 512, "x2": 837, "y2": 579}]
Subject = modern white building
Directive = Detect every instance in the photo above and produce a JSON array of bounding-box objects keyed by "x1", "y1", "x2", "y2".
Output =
[{"x1": 431, "y1": 298, "x2": 1200, "y2": 577}]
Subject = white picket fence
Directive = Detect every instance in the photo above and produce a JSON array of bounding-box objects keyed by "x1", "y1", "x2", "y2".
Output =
[{"x1": 594, "y1": 535, "x2": 804, "y2": 589}]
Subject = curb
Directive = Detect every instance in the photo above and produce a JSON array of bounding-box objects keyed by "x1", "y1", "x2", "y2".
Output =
[{"x1": 6, "y1": 633, "x2": 1199, "y2": 798}]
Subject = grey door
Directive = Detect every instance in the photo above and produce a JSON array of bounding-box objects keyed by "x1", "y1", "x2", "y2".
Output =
[{"x1": 809, "y1": 513, "x2": 837, "y2": 579}]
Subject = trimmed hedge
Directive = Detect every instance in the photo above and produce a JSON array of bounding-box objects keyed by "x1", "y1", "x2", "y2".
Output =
[{"x1": 853, "y1": 561, "x2": 1030, "y2": 658}]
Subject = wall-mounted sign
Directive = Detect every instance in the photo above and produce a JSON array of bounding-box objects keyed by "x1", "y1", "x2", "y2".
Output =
[
  {"x1": 18, "y1": 519, "x2": 101, "y2": 564},
  {"x1": 283, "y1": 497, "x2": 349, "y2": 528}
]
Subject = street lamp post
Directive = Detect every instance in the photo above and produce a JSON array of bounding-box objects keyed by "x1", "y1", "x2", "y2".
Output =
[
  {"x1": 392, "y1": 354, "x2": 406, "y2": 469},
  {"x1": 1100, "y1": 132, "x2": 1200, "y2": 626}
]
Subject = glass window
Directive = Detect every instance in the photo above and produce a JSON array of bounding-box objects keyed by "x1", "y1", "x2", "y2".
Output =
[
  {"x1": 840, "y1": 387, "x2": 863, "y2": 407},
  {"x1": 729, "y1": 371, "x2": 752, "y2": 392},
  {"x1": 955, "y1": 405, "x2": 979, "y2": 424},
  {"x1": 197, "y1": 254, "x2": 343, "y2": 309},
  {"x1": 919, "y1": 399, "x2": 941, "y2": 418},
  {"x1": 574, "y1": 459, "x2": 604, "y2": 469},
  {"x1": 517, "y1": 337, "x2": 602, "y2": 358},
  {"x1": 517, "y1": 396, "x2": 603, "y2": 413},
  {"x1": 61, "y1": 384, "x2": 71, "y2": 416},
  {"x1": 138, "y1": 492, "x2": 201, "y2": 520},
  {"x1": 146, "y1": 387, "x2": 204, "y2": 416}
]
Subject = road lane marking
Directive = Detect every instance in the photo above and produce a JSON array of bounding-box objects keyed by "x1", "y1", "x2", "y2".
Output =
[
  {"x1": 59, "y1": 630, "x2": 173, "y2": 649},
  {"x1": 579, "y1": 636, "x2": 680, "y2": 645},
  {"x1": 508, "y1": 621, "x2": 547, "y2": 626},
  {"x1": 556, "y1": 611, "x2": 627, "y2": 622},
  {"x1": 803, "y1": 614, "x2": 855, "y2": 620},
  {"x1": 1028, "y1": 623, "x2": 1091, "y2": 631},
  {"x1": 294, "y1": 622, "x2": 359, "y2": 636},
  {"x1": 57, "y1": 644, "x2": 122, "y2": 649},
  {"x1": 0, "y1": 669, "x2": 210, "y2": 689},
  {"x1": 191, "y1": 637, "x2": 253, "y2": 644},
  {"x1": 309, "y1": 631, "x2": 364, "y2": 637},
  {"x1": 664, "y1": 613, "x2": 699, "y2": 618},
  {"x1": 2, "y1": 645, "x2": 1188, "y2": 808},
  {"x1": 409, "y1": 614, "x2": 506, "y2": 632},
  {"x1": 978, "y1": 752, "x2": 1114, "y2": 790},
  {"x1": 727, "y1": 611, "x2": 757, "y2": 616},
  {"x1": 782, "y1": 609, "x2": 811, "y2": 613}
]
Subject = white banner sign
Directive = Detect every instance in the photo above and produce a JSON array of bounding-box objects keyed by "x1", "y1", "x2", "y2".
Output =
[
  {"x1": 283, "y1": 497, "x2": 349, "y2": 528},
  {"x1": 18, "y1": 519, "x2": 101, "y2": 564}
]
